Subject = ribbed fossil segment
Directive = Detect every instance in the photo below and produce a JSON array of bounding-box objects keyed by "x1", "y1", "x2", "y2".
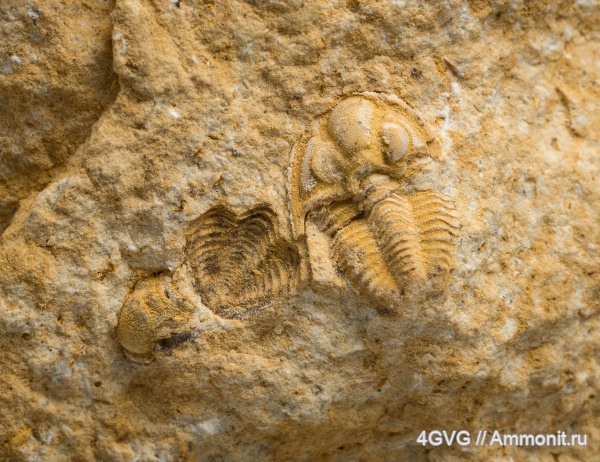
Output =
[
  {"x1": 288, "y1": 92, "x2": 460, "y2": 308},
  {"x1": 368, "y1": 190, "x2": 460, "y2": 284},
  {"x1": 331, "y1": 217, "x2": 401, "y2": 306},
  {"x1": 408, "y1": 190, "x2": 461, "y2": 272},
  {"x1": 186, "y1": 205, "x2": 301, "y2": 319},
  {"x1": 369, "y1": 194, "x2": 427, "y2": 282}
]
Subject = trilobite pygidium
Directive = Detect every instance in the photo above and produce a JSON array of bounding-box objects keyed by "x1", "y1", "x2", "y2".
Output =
[
  {"x1": 288, "y1": 93, "x2": 459, "y2": 308},
  {"x1": 185, "y1": 205, "x2": 301, "y2": 319}
]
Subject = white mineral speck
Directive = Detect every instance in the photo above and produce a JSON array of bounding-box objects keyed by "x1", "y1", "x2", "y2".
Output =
[
  {"x1": 39, "y1": 428, "x2": 55, "y2": 444},
  {"x1": 27, "y1": 9, "x2": 40, "y2": 20},
  {"x1": 439, "y1": 104, "x2": 452, "y2": 155},
  {"x1": 572, "y1": 114, "x2": 587, "y2": 131},
  {"x1": 193, "y1": 418, "x2": 224, "y2": 436},
  {"x1": 563, "y1": 27, "x2": 574, "y2": 41},
  {"x1": 168, "y1": 108, "x2": 181, "y2": 118},
  {"x1": 451, "y1": 82, "x2": 461, "y2": 97}
]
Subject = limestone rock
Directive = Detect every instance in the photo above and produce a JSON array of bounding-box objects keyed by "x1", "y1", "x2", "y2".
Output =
[{"x1": 1, "y1": 1, "x2": 599, "y2": 461}]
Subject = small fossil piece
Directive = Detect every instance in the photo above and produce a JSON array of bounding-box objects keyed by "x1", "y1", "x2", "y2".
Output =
[
  {"x1": 288, "y1": 92, "x2": 460, "y2": 308},
  {"x1": 116, "y1": 204, "x2": 302, "y2": 362},
  {"x1": 117, "y1": 276, "x2": 193, "y2": 363},
  {"x1": 185, "y1": 205, "x2": 301, "y2": 319}
]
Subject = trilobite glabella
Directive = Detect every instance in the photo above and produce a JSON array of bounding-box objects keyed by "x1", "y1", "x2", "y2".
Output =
[
  {"x1": 185, "y1": 205, "x2": 301, "y2": 319},
  {"x1": 288, "y1": 92, "x2": 460, "y2": 308}
]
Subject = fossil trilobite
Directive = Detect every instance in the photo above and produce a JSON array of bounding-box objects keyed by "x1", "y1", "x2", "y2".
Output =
[
  {"x1": 185, "y1": 205, "x2": 301, "y2": 319},
  {"x1": 288, "y1": 92, "x2": 460, "y2": 307}
]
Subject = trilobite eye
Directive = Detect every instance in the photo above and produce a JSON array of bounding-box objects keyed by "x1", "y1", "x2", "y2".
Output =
[{"x1": 381, "y1": 122, "x2": 410, "y2": 162}]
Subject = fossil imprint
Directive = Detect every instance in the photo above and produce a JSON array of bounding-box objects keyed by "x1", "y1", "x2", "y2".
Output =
[
  {"x1": 116, "y1": 204, "x2": 302, "y2": 361},
  {"x1": 117, "y1": 93, "x2": 459, "y2": 360},
  {"x1": 288, "y1": 93, "x2": 460, "y2": 306},
  {"x1": 185, "y1": 205, "x2": 302, "y2": 319}
]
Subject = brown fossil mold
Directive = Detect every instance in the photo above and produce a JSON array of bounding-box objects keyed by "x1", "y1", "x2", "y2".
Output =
[
  {"x1": 288, "y1": 93, "x2": 460, "y2": 308},
  {"x1": 185, "y1": 205, "x2": 302, "y2": 319}
]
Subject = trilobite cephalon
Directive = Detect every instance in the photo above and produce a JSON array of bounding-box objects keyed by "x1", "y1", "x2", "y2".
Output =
[
  {"x1": 117, "y1": 276, "x2": 193, "y2": 363},
  {"x1": 288, "y1": 92, "x2": 460, "y2": 308},
  {"x1": 185, "y1": 205, "x2": 301, "y2": 319}
]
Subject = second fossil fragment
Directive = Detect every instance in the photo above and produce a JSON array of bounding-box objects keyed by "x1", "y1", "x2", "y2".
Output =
[{"x1": 185, "y1": 205, "x2": 302, "y2": 319}]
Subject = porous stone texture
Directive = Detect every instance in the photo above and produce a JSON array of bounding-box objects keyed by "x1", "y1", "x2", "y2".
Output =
[
  {"x1": 0, "y1": 0, "x2": 118, "y2": 235},
  {"x1": 1, "y1": 0, "x2": 599, "y2": 461}
]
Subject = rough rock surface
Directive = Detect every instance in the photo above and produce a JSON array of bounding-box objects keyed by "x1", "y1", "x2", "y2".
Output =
[{"x1": 1, "y1": 0, "x2": 599, "y2": 461}]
